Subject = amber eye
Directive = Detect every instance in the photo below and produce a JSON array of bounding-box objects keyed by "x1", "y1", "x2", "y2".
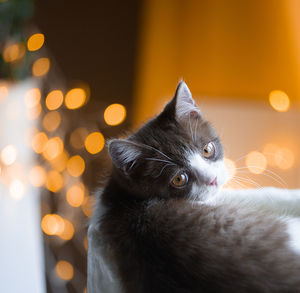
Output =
[
  {"x1": 203, "y1": 142, "x2": 215, "y2": 159},
  {"x1": 171, "y1": 173, "x2": 188, "y2": 187}
]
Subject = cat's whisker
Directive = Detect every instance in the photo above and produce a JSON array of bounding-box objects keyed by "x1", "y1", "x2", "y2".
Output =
[
  {"x1": 232, "y1": 176, "x2": 262, "y2": 189},
  {"x1": 234, "y1": 166, "x2": 287, "y2": 187},
  {"x1": 235, "y1": 168, "x2": 287, "y2": 188},
  {"x1": 229, "y1": 179, "x2": 248, "y2": 189},
  {"x1": 145, "y1": 158, "x2": 176, "y2": 165}
]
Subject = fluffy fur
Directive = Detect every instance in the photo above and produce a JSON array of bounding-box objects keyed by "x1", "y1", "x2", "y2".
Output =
[{"x1": 88, "y1": 82, "x2": 300, "y2": 293}]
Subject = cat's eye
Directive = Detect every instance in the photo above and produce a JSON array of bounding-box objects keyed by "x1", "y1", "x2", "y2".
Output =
[
  {"x1": 171, "y1": 173, "x2": 188, "y2": 187},
  {"x1": 203, "y1": 142, "x2": 215, "y2": 159}
]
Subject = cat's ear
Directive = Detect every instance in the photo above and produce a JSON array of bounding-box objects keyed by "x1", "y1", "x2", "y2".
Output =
[
  {"x1": 108, "y1": 139, "x2": 142, "y2": 174},
  {"x1": 173, "y1": 81, "x2": 202, "y2": 121}
]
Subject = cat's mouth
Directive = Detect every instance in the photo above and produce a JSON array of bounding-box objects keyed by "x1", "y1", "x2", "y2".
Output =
[{"x1": 208, "y1": 177, "x2": 218, "y2": 187}]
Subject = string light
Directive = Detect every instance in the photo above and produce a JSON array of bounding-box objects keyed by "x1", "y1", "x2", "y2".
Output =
[
  {"x1": 46, "y1": 170, "x2": 63, "y2": 192},
  {"x1": 269, "y1": 90, "x2": 290, "y2": 112},
  {"x1": 84, "y1": 132, "x2": 105, "y2": 154},
  {"x1": 49, "y1": 151, "x2": 69, "y2": 172},
  {"x1": 66, "y1": 183, "x2": 85, "y2": 207},
  {"x1": 45, "y1": 90, "x2": 64, "y2": 110},
  {"x1": 65, "y1": 88, "x2": 86, "y2": 109},
  {"x1": 43, "y1": 111, "x2": 61, "y2": 132},
  {"x1": 274, "y1": 147, "x2": 295, "y2": 170},
  {"x1": 26, "y1": 103, "x2": 42, "y2": 120},
  {"x1": 42, "y1": 137, "x2": 64, "y2": 161},
  {"x1": 70, "y1": 127, "x2": 88, "y2": 149},
  {"x1": 81, "y1": 195, "x2": 94, "y2": 218},
  {"x1": 32, "y1": 132, "x2": 48, "y2": 153},
  {"x1": 32, "y1": 57, "x2": 50, "y2": 77},
  {"x1": 41, "y1": 214, "x2": 64, "y2": 235},
  {"x1": 3, "y1": 42, "x2": 26, "y2": 63},
  {"x1": 245, "y1": 151, "x2": 267, "y2": 174},
  {"x1": 104, "y1": 103, "x2": 126, "y2": 126},
  {"x1": 24, "y1": 88, "x2": 41, "y2": 108},
  {"x1": 67, "y1": 155, "x2": 85, "y2": 177},
  {"x1": 29, "y1": 165, "x2": 47, "y2": 187},
  {"x1": 58, "y1": 219, "x2": 74, "y2": 241},
  {"x1": 27, "y1": 33, "x2": 45, "y2": 51},
  {"x1": 1, "y1": 144, "x2": 17, "y2": 165},
  {"x1": 55, "y1": 260, "x2": 74, "y2": 281},
  {"x1": 9, "y1": 179, "x2": 25, "y2": 200}
]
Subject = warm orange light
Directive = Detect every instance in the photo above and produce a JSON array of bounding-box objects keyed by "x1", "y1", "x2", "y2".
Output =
[
  {"x1": 45, "y1": 90, "x2": 64, "y2": 110},
  {"x1": 1, "y1": 144, "x2": 17, "y2": 165},
  {"x1": 66, "y1": 183, "x2": 85, "y2": 207},
  {"x1": 263, "y1": 143, "x2": 279, "y2": 167},
  {"x1": 245, "y1": 151, "x2": 267, "y2": 174},
  {"x1": 27, "y1": 33, "x2": 45, "y2": 51},
  {"x1": 224, "y1": 158, "x2": 236, "y2": 179},
  {"x1": 3, "y1": 42, "x2": 25, "y2": 63},
  {"x1": 274, "y1": 147, "x2": 295, "y2": 170},
  {"x1": 26, "y1": 103, "x2": 42, "y2": 120},
  {"x1": 70, "y1": 127, "x2": 88, "y2": 149},
  {"x1": 0, "y1": 84, "x2": 8, "y2": 101},
  {"x1": 43, "y1": 137, "x2": 64, "y2": 160},
  {"x1": 55, "y1": 260, "x2": 74, "y2": 281},
  {"x1": 29, "y1": 165, "x2": 47, "y2": 187},
  {"x1": 58, "y1": 219, "x2": 74, "y2": 241},
  {"x1": 9, "y1": 179, "x2": 25, "y2": 200},
  {"x1": 24, "y1": 88, "x2": 41, "y2": 108},
  {"x1": 46, "y1": 170, "x2": 63, "y2": 192},
  {"x1": 41, "y1": 214, "x2": 65, "y2": 235},
  {"x1": 269, "y1": 90, "x2": 290, "y2": 112},
  {"x1": 65, "y1": 88, "x2": 86, "y2": 109},
  {"x1": 32, "y1": 57, "x2": 50, "y2": 77},
  {"x1": 84, "y1": 132, "x2": 105, "y2": 154},
  {"x1": 43, "y1": 111, "x2": 61, "y2": 132},
  {"x1": 67, "y1": 155, "x2": 85, "y2": 177},
  {"x1": 32, "y1": 132, "x2": 48, "y2": 153},
  {"x1": 50, "y1": 151, "x2": 69, "y2": 172},
  {"x1": 81, "y1": 196, "x2": 95, "y2": 218},
  {"x1": 104, "y1": 103, "x2": 126, "y2": 126},
  {"x1": 83, "y1": 235, "x2": 88, "y2": 251}
]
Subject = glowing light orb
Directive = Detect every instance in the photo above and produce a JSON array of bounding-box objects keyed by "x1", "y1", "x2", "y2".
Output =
[
  {"x1": 269, "y1": 90, "x2": 290, "y2": 112},
  {"x1": 245, "y1": 151, "x2": 267, "y2": 174},
  {"x1": 55, "y1": 260, "x2": 74, "y2": 281},
  {"x1": 32, "y1": 57, "x2": 50, "y2": 77},
  {"x1": 67, "y1": 155, "x2": 85, "y2": 177},
  {"x1": 1, "y1": 144, "x2": 17, "y2": 165},
  {"x1": 27, "y1": 33, "x2": 45, "y2": 51},
  {"x1": 104, "y1": 103, "x2": 126, "y2": 126},
  {"x1": 84, "y1": 132, "x2": 105, "y2": 154},
  {"x1": 45, "y1": 90, "x2": 64, "y2": 110},
  {"x1": 65, "y1": 88, "x2": 86, "y2": 110}
]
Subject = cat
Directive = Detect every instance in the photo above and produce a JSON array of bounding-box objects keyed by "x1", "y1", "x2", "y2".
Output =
[{"x1": 88, "y1": 81, "x2": 300, "y2": 293}]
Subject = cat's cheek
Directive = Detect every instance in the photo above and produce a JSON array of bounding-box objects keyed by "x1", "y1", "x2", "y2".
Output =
[{"x1": 214, "y1": 160, "x2": 229, "y2": 187}]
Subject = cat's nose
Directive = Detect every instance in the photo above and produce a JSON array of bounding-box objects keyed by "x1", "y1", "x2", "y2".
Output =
[{"x1": 208, "y1": 177, "x2": 218, "y2": 186}]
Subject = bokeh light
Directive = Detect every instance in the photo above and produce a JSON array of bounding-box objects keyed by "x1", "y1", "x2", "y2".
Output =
[
  {"x1": 42, "y1": 137, "x2": 64, "y2": 161},
  {"x1": 27, "y1": 33, "x2": 45, "y2": 51},
  {"x1": 45, "y1": 90, "x2": 64, "y2": 110},
  {"x1": 269, "y1": 90, "x2": 290, "y2": 112},
  {"x1": 24, "y1": 88, "x2": 41, "y2": 108},
  {"x1": 43, "y1": 111, "x2": 61, "y2": 132},
  {"x1": 84, "y1": 132, "x2": 105, "y2": 154},
  {"x1": 26, "y1": 103, "x2": 42, "y2": 120},
  {"x1": 81, "y1": 195, "x2": 95, "y2": 218},
  {"x1": 66, "y1": 183, "x2": 85, "y2": 207},
  {"x1": 46, "y1": 170, "x2": 63, "y2": 192},
  {"x1": 1, "y1": 144, "x2": 17, "y2": 165},
  {"x1": 55, "y1": 260, "x2": 74, "y2": 281},
  {"x1": 9, "y1": 179, "x2": 25, "y2": 200},
  {"x1": 41, "y1": 214, "x2": 64, "y2": 235},
  {"x1": 224, "y1": 158, "x2": 236, "y2": 179},
  {"x1": 274, "y1": 147, "x2": 295, "y2": 170},
  {"x1": 104, "y1": 103, "x2": 126, "y2": 126},
  {"x1": 263, "y1": 143, "x2": 279, "y2": 167},
  {"x1": 32, "y1": 132, "x2": 48, "y2": 154},
  {"x1": 3, "y1": 42, "x2": 25, "y2": 63},
  {"x1": 83, "y1": 236, "x2": 88, "y2": 251},
  {"x1": 0, "y1": 84, "x2": 8, "y2": 101},
  {"x1": 67, "y1": 155, "x2": 85, "y2": 177},
  {"x1": 49, "y1": 151, "x2": 69, "y2": 172},
  {"x1": 29, "y1": 165, "x2": 47, "y2": 187},
  {"x1": 70, "y1": 127, "x2": 88, "y2": 149},
  {"x1": 65, "y1": 88, "x2": 86, "y2": 110},
  {"x1": 245, "y1": 151, "x2": 267, "y2": 174},
  {"x1": 32, "y1": 57, "x2": 50, "y2": 77},
  {"x1": 58, "y1": 219, "x2": 75, "y2": 241}
]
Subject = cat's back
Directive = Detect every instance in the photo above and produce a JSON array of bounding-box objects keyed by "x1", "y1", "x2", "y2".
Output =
[{"x1": 91, "y1": 194, "x2": 300, "y2": 293}]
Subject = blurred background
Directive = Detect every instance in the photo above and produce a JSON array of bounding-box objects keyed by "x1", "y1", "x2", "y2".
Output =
[{"x1": 1, "y1": 0, "x2": 300, "y2": 292}]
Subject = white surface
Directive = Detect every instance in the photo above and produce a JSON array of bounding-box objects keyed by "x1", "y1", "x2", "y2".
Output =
[{"x1": 0, "y1": 80, "x2": 46, "y2": 293}]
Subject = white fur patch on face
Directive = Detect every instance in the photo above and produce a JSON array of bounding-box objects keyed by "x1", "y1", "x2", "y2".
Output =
[
  {"x1": 189, "y1": 153, "x2": 229, "y2": 187},
  {"x1": 286, "y1": 219, "x2": 300, "y2": 255}
]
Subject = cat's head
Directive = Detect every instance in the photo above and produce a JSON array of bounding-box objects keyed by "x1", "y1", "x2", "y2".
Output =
[{"x1": 108, "y1": 81, "x2": 229, "y2": 201}]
